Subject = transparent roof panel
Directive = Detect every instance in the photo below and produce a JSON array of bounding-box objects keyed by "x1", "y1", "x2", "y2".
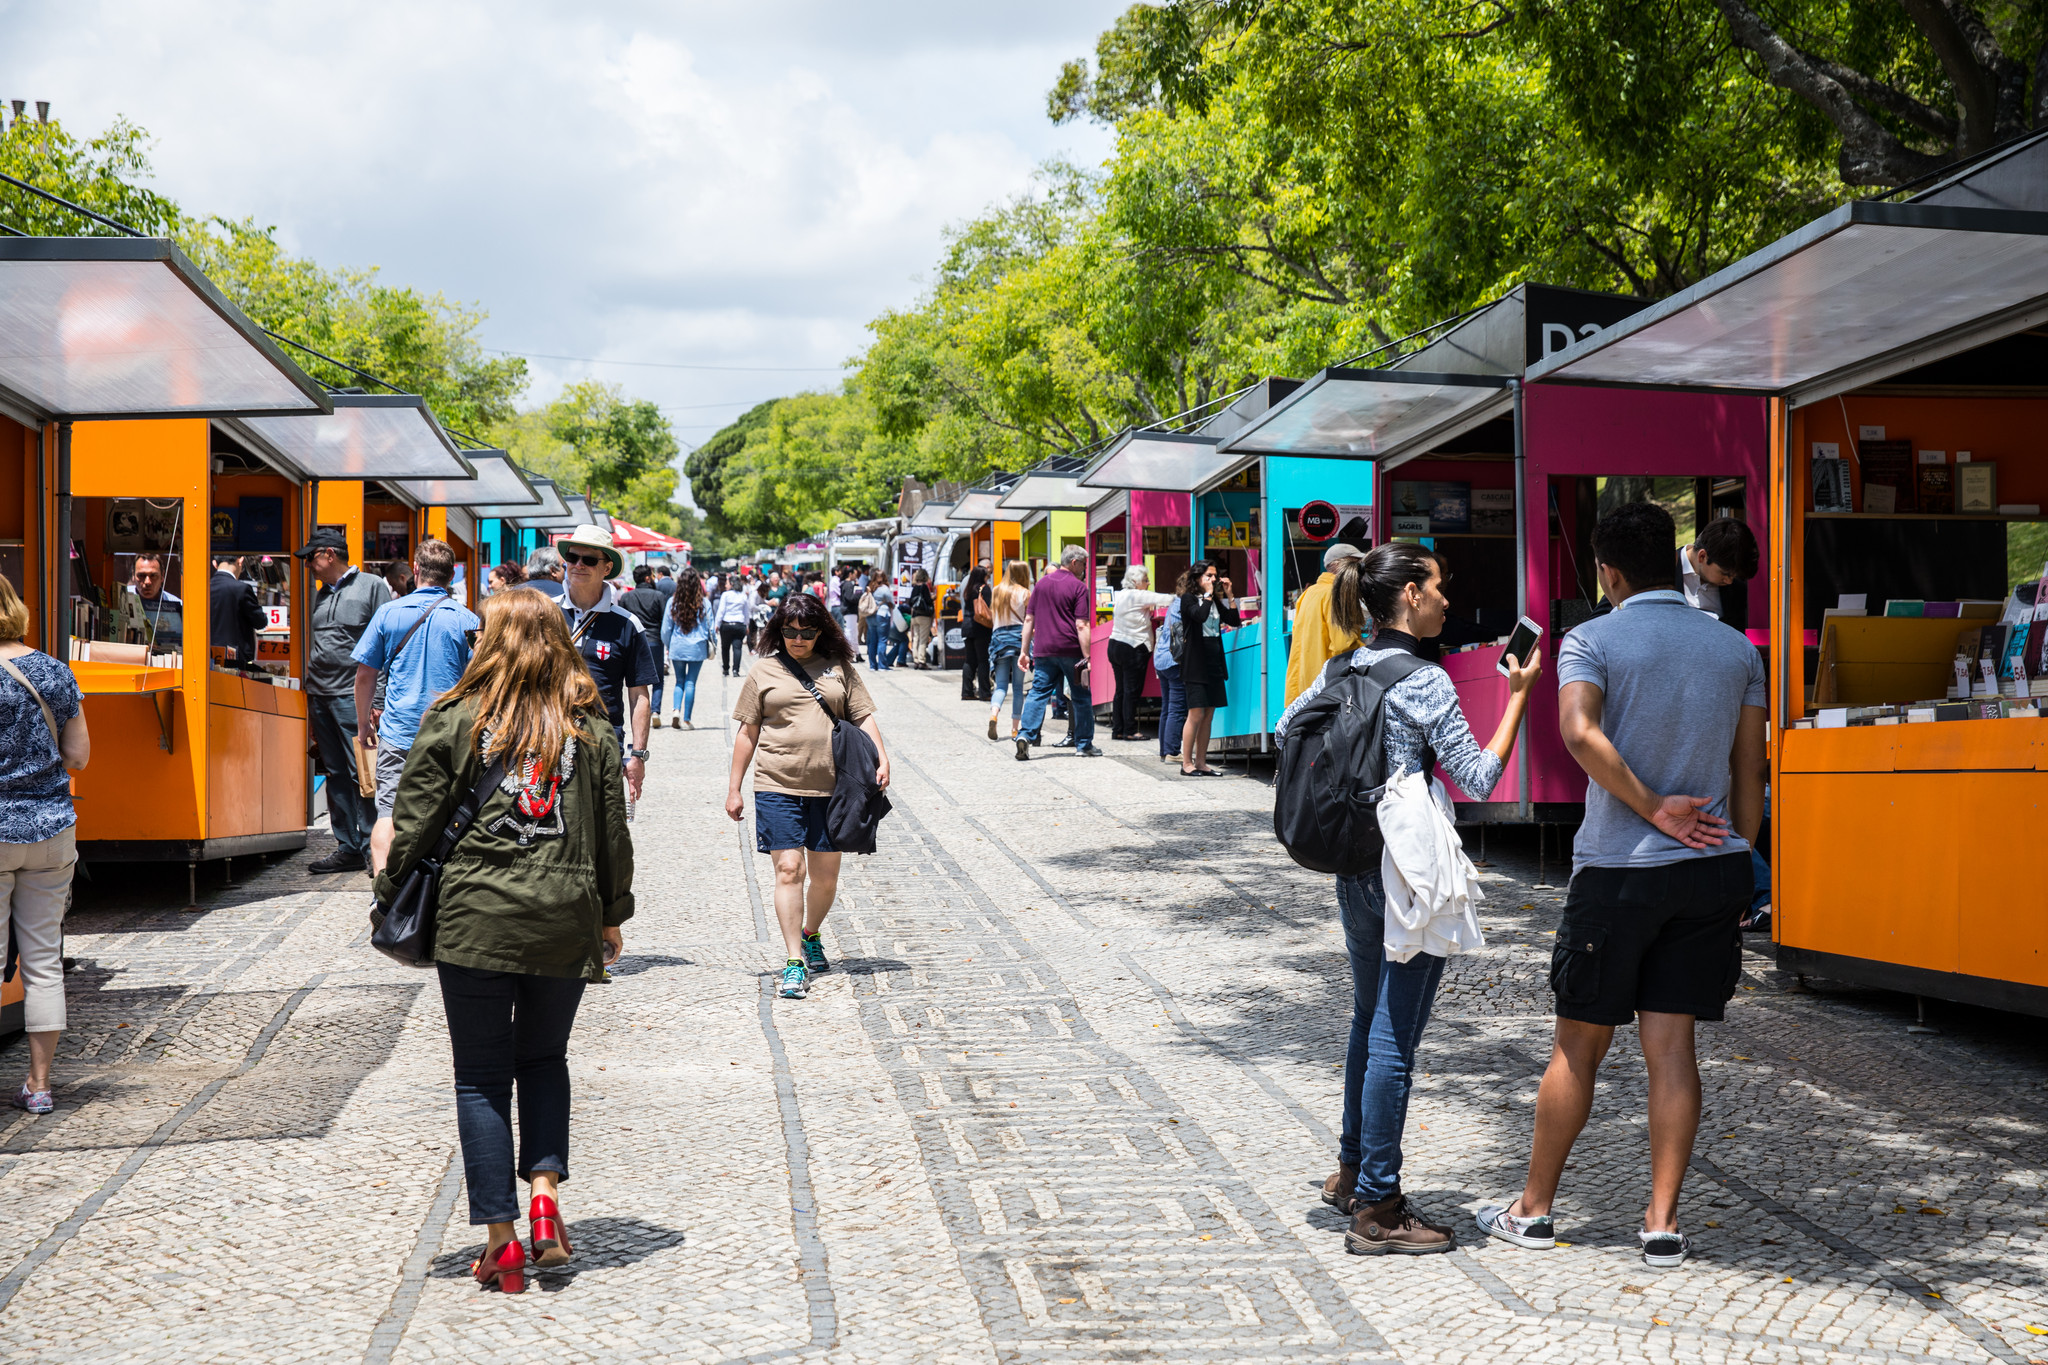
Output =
[
  {"x1": 233, "y1": 395, "x2": 471, "y2": 481},
  {"x1": 1079, "y1": 431, "x2": 1234, "y2": 492},
  {"x1": 998, "y1": 474, "x2": 1113, "y2": 510},
  {"x1": 950, "y1": 489, "x2": 1012, "y2": 522},
  {"x1": 1526, "y1": 201, "x2": 2048, "y2": 401},
  {"x1": 0, "y1": 239, "x2": 329, "y2": 422},
  {"x1": 490, "y1": 479, "x2": 568, "y2": 524},
  {"x1": 391, "y1": 450, "x2": 536, "y2": 508},
  {"x1": 909, "y1": 501, "x2": 956, "y2": 529},
  {"x1": 1219, "y1": 370, "x2": 1509, "y2": 460}
]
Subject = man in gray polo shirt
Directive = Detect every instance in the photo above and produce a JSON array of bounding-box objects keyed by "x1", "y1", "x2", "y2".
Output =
[
  {"x1": 1479, "y1": 500, "x2": 1766, "y2": 1271},
  {"x1": 296, "y1": 527, "x2": 391, "y2": 874}
]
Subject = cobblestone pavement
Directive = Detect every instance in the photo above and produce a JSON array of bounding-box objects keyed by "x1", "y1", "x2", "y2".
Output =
[{"x1": 5, "y1": 660, "x2": 2046, "y2": 1363}]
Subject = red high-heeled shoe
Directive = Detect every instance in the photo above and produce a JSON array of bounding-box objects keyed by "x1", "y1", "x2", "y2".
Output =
[
  {"x1": 473, "y1": 1236, "x2": 526, "y2": 1293},
  {"x1": 528, "y1": 1194, "x2": 573, "y2": 1268}
]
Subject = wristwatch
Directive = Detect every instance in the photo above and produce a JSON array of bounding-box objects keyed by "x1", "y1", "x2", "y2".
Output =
[{"x1": 627, "y1": 747, "x2": 650, "y2": 761}]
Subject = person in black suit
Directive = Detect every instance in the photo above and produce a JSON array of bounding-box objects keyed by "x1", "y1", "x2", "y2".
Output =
[{"x1": 209, "y1": 553, "x2": 265, "y2": 668}]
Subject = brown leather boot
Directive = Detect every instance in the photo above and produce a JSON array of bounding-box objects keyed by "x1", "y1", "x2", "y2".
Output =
[
  {"x1": 1321, "y1": 1164, "x2": 1361, "y2": 1214},
  {"x1": 1345, "y1": 1194, "x2": 1454, "y2": 1255}
]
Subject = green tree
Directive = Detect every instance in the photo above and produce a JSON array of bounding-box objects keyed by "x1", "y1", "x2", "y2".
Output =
[
  {"x1": 494, "y1": 382, "x2": 684, "y2": 534},
  {"x1": 0, "y1": 115, "x2": 182, "y2": 236}
]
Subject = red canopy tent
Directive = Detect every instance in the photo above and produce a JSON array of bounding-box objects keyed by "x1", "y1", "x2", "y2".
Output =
[{"x1": 608, "y1": 518, "x2": 690, "y2": 553}]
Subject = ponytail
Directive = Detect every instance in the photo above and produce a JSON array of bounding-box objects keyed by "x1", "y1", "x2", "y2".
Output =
[{"x1": 1334, "y1": 543, "x2": 1438, "y2": 636}]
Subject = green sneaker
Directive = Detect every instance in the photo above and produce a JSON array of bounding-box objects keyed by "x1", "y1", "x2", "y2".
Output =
[
  {"x1": 778, "y1": 959, "x2": 809, "y2": 999},
  {"x1": 801, "y1": 932, "x2": 830, "y2": 975}
]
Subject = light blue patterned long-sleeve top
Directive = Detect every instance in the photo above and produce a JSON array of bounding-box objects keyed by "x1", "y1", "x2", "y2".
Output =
[{"x1": 1275, "y1": 645, "x2": 1504, "y2": 797}]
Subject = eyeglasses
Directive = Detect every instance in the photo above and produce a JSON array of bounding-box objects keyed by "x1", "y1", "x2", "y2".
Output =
[
  {"x1": 781, "y1": 628, "x2": 821, "y2": 641},
  {"x1": 561, "y1": 551, "x2": 606, "y2": 568}
]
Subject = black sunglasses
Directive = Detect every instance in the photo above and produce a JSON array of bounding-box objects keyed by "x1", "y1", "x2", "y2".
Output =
[
  {"x1": 781, "y1": 628, "x2": 821, "y2": 641},
  {"x1": 561, "y1": 551, "x2": 606, "y2": 568}
]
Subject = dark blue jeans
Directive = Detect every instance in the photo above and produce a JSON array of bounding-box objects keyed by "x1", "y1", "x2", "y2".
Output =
[
  {"x1": 1156, "y1": 667, "x2": 1185, "y2": 758},
  {"x1": 866, "y1": 616, "x2": 891, "y2": 670},
  {"x1": 1019, "y1": 655, "x2": 1093, "y2": 747},
  {"x1": 1335, "y1": 871, "x2": 1448, "y2": 1203},
  {"x1": 438, "y1": 963, "x2": 587, "y2": 1225},
  {"x1": 309, "y1": 692, "x2": 371, "y2": 860}
]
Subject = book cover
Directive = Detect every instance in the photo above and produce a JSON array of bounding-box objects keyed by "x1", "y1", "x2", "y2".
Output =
[
  {"x1": 1810, "y1": 444, "x2": 1852, "y2": 511},
  {"x1": 1916, "y1": 463, "x2": 1954, "y2": 515},
  {"x1": 1862, "y1": 483, "x2": 1896, "y2": 513},
  {"x1": 1883, "y1": 599, "x2": 1925, "y2": 617},
  {"x1": 1924, "y1": 602, "x2": 1962, "y2": 619},
  {"x1": 210, "y1": 508, "x2": 238, "y2": 550},
  {"x1": 1957, "y1": 462, "x2": 1997, "y2": 513},
  {"x1": 1859, "y1": 438, "x2": 1915, "y2": 512},
  {"x1": 1471, "y1": 488, "x2": 1514, "y2": 535}
]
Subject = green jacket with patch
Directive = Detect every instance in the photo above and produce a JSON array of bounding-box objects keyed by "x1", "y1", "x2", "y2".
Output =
[{"x1": 374, "y1": 698, "x2": 634, "y2": 981}]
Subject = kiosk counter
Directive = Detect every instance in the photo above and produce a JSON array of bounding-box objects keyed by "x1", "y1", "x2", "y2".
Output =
[{"x1": 1528, "y1": 131, "x2": 2048, "y2": 1014}]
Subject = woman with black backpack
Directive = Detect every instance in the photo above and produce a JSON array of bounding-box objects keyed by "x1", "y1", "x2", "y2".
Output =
[
  {"x1": 1273, "y1": 543, "x2": 1541, "y2": 1258},
  {"x1": 726, "y1": 591, "x2": 891, "y2": 1000}
]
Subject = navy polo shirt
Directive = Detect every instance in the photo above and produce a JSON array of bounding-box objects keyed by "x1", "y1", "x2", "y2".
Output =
[{"x1": 563, "y1": 589, "x2": 660, "y2": 730}]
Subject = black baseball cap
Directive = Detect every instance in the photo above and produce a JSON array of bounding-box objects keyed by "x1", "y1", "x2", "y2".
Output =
[{"x1": 293, "y1": 527, "x2": 349, "y2": 559}]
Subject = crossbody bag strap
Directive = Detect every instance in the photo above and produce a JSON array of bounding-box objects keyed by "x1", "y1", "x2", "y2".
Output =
[
  {"x1": 777, "y1": 651, "x2": 846, "y2": 723},
  {"x1": 384, "y1": 596, "x2": 453, "y2": 678},
  {"x1": 425, "y1": 756, "x2": 508, "y2": 865},
  {"x1": 0, "y1": 656, "x2": 62, "y2": 758}
]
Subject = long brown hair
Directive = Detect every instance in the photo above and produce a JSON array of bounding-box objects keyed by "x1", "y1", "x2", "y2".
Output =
[
  {"x1": 437, "y1": 587, "x2": 602, "y2": 779},
  {"x1": 993, "y1": 559, "x2": 1031, "y2": 618},
  {"x1": 669, "y1": 567, "x2": 703, "y2": 631}
]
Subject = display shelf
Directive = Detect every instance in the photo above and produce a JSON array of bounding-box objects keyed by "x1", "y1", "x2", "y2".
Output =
[
  {"x1": 70, "y1": 661, "x2": 181, "y2": 694},
  {"x1": 1805, "y1": 511, "x2": 2044, "y2": 522}
]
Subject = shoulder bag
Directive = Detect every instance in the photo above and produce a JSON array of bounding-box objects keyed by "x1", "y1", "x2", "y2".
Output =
[
  {"x1": 973, "y1": 587, "x2": 993, "y2": 628},
  {"x1": 370, "y1": 755, "x2": 507, "y2": 966},
  {"x1": 776, "y1": 652, "x2": 891, "y2": 855}
]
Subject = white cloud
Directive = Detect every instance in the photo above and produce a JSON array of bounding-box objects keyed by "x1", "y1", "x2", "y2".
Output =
[{"x1": 4, "y1": 0, "x2": 1123, "y2": 466}]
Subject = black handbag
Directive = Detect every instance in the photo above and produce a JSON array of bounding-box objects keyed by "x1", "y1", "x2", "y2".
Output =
[
  {"x1": 369, "y1": 757, "x2": 506, "y2": 966},
  {"x1": 776, "y1": 652, "x2": 891, "y2": 855}
]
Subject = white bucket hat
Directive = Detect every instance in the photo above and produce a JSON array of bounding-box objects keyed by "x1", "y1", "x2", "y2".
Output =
[{"x1": 557, "y1": 524, "x2": 625, "y2": 579}]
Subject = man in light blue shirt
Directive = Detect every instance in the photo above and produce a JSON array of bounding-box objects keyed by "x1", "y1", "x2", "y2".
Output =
[{"x1": 351, "y1": 538, "x2": 479, "y2": 873}]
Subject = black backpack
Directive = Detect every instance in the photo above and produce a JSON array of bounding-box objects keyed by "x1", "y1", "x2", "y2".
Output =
[{"x1": 1272, "y1": 650, "x2": 1434, "y2": 876}]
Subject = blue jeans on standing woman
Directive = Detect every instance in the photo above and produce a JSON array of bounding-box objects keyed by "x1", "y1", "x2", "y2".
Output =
[
  {"x1": 989, "y1": 625, "x2": 1024, "y2": 721},
  {"x1": 438, "y1": 963, "x2": 587, "y2": 1225},
  {"x1": 669, "y1": 658, "x2": 703, "y2": 722},
  {"x1": 1155, "y1": 666, "x2": 1185, "y2": 758},
  {"x1": 866, "y1": 615, "x2": 890, "y2": 670},
  {"x1": 1335, "y1": 871, "x2": 1447, "y2": 1204}
]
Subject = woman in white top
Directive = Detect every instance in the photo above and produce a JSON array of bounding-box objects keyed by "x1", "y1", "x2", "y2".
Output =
[
  {"x1": 1106, "y1": 565, "x2": 1175, "y2": 741},
  {"x1": 985, "y1": 561, "x2": 1032, "y2": 740},
  {"x1": 715, "y1": 582, "x2": 752, "y2": 676}
]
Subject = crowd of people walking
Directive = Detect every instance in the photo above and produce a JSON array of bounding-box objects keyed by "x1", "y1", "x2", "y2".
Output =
[{"x1": 1, "y1": 495, "x2": 1768, "y2": 1292}]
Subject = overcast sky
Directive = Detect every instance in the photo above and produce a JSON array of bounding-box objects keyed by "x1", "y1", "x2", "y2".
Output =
[{"x1": 5, "y1": 0, "x2": 1123, "y2": 497}]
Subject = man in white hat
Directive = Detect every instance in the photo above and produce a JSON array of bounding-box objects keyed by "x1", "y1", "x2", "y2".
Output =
[{"x1": 557, "y1": 524, "x2": 658, "y2": 802}]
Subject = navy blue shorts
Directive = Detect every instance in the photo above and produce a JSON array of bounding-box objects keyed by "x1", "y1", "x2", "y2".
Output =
[{"x1": 755, "y1": 792, "x2": 835, "y2": 853}]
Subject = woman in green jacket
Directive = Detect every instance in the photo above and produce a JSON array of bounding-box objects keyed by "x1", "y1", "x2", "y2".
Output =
[{"x1": 376, "y1": 588, "x2": 635, "y2": 1295}]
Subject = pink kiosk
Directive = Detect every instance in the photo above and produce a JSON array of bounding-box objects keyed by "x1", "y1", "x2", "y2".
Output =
[
  {"x1": 1216, "y1": 284, "x2": 1770, "y2": 822},
  {"x1": 1084, "y1": 485, "x2": 1194, "y2": 711}
]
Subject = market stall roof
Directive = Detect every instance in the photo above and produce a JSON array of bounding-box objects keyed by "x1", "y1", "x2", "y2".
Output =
[
  {"x1": 1078, "y1": 430, "x2": 1236, "y2": 492},
  {"x1": 489, "y1": 476, "x2": 569, "y2": 525},
  {"x1": 229, "y1": 394, "x2": 474, "y2": 483},
  {"x1": 390, "y1": 449, "x2": 536, "y2": 509},
  {"x1": 1216, "y1": 286, "x2": 1645, "y2": 463},
  {"x1": 996, "y1": 455, "x2": 1113, "y2": 511},
  {"x1": 1527, "y1": 149, "x2": 2048, "y2": 404},
  {"x1": 515, "y1": 486, "x2": 589, "y2": 529},
  {"x1": 949, "y1": 479, "x2": 1022, "y2": 523},
  {"x1": 0, "y1": 236, "x2": 331, "y2": 425},
  {"x1": 908, "y1": 501, "x2": 956, "y2": 530}
]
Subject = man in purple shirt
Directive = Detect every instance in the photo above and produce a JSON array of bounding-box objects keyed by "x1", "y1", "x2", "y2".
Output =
[{"x1": 1015, "y1": 544, "x2": 1102, "y2": 760}]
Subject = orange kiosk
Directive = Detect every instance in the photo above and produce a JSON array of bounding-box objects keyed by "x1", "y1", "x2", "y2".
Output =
[
  {"x1": 1527, "y1": 134, "x2": 2048, "y2": 1016},
  {"x1": 953, "y1": 481, "x2": 1023, "y2": 580},
  {"x1": 0, "y1": 238, "x2": 332, "y2": 1041}
]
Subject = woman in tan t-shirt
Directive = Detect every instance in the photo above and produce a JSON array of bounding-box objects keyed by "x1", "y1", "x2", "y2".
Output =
[{"x1": 726, "y1": 591, "x2": 891, "y2": 1000}]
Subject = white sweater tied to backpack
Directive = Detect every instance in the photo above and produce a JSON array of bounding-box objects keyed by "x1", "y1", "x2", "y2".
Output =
[{"x1": 1377, "y1": 769, "x2": 1487, "y2": 963}]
